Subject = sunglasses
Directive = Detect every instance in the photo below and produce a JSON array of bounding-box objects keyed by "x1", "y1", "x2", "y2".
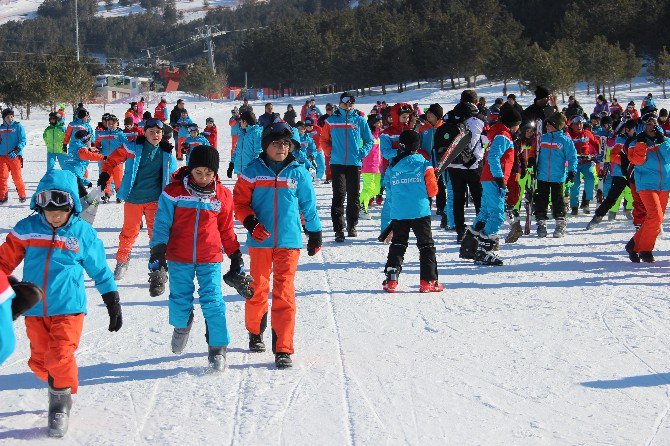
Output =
[
  {"x1": 35, "y1": 190, "x2": 73, "y2": 209},
  {"x1": 145, "y1": 119, "x2": 164, "y2": 130}
]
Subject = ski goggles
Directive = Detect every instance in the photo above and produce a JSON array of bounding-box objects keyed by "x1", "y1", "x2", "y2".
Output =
[
  {"x1": 569, "y1": 116, "x2": 585, "y2": 124},
  {"x1": 35, "y1": 189, "x2": 73, "y2": 209},
  {"x1": 144, "y1": 118, "x2": 164, "y2": 130},
  {"x1": 304, "y1": 119, "x2": 314, "y2": 127},
  {"x1": 398, "y1": 105, "x2": 413, "y2": 116},
  {"x1": 340, "y1": 95, "x2": 356, "y2": 105}
]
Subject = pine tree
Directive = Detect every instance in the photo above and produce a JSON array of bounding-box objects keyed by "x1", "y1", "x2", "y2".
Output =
[{"x1": 648, "y1": 46, "x2": 670, "y2": 99}]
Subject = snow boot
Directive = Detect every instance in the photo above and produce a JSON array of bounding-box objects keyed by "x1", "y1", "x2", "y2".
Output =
[
  {"x1": 171, "y1": 312, "x2": 194, "y2": 354},
  {"x1": 553, "y1": 218, "x2": 567, "y2": 238},
  {"x1": 334, "y1": 231, "x2": 345, "y2": 243},
  {"x1": 624, "y1": 209, "x2": 633, "y2": 220},
  {"x1": 101, "y1": 194, "x2": 110, "y2": 204},
  {"x1": 116, "y1": 197, "x2": 122, "y2": 204},
  {"x1": 625, "y1": 238, "x2": 640, "y2": 263},
  {"x1": 0, "y1": 193, "x2": 8, "y2": 204},
  {"x1": 207, "y1": 346, "x2": 227, "y2": 371},
  {"x1": 474, "y1": 234, "x2": 503, "y2": 266},
  {"x1": 608, "y1": 211, "x2": 617, "y2": 221},
  {"x1": 505, "y1": 220, "x2": 523, "y2": 243},
  {"x1": 275, "y1": 353, "x2": 293, "y2": 369},
  {"x1": 586, "y1": 215, "x2": 603, "y2": 230},
  {"x1": 347, "y1": 226, "x2": 357, "y2": 238},
  {"x1": 459, "y1": 225, "x2": 482, "y2": 259},
  {"x1": 456, "y1": 231, "x2": 465, "y2": 243},
  {"x1": 570, "y1": 207, "x2": 578, "y2": 216},
  {"x1": 249, "y1": 332, "x2": 266, "y2": 352},
  {"x1": 581, "y1": 200, "x2": 591, "y2": 214},
  {"x1": 113, "y1": 261, "x2": 129, "y2": 281},
  {"x1": 19, "y1": 196, "x2": 27, "y2": 203},
  {"x1": 639, "y1": 251, "x2": 655, "y2": 263},
  {"x1": 148, "y1": 266, "x2": 168, "y2": 297},
  {"x1": 536, "y1": 220, "x2": 548, "y2": 238},
  {"x1": 48, "y1": 386, "x2": 72, "y2": 438},
  {"x1": 440, "y1": 214, "x2": 448, "y2": 229},
  {"x1": 419, "y1": 280, "x2": 444, "y2": 293},
  {"x1": 383, "y1": 267, "x2": 399, "y2": 293}
]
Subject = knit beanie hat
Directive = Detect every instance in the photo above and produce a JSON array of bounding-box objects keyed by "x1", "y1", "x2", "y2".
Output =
[
  {"x1": 660, "y1": 108, "x2": 668, "y2": 118},
  {"x1": 427, "y1": 103, "x2": 444, "y2": 119},
  {"x1": 534, "y1": 86, "x2": 550, "y2": 100},
  {"x1": 398, "y1": 130, "x2": 420, "y2": 152},
  {"x1": 188, "y1": 145, "x2": 219, "y2": 174},
  {"x1": 500, "y1": 108, "x2": 522, "y2": 127}
]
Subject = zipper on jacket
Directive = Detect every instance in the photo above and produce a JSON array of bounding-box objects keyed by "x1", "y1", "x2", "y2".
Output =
[
  {"x1": 42, "y1": 229, "x2": 57, "y2": 315},
  {"x1": 193, "y1": 206, "x2": 201, "y2": 264},
  {"x1": 273, "y1": 176, "x2": 279, "y2": 248},
  {"x1": 344, "y1": 112, "x2": 349, "y2": 165}
]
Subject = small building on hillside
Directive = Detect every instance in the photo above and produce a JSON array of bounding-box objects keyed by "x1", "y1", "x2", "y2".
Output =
[{"x1": 95, "y1": 75, "x2": 152, "y2": 101}]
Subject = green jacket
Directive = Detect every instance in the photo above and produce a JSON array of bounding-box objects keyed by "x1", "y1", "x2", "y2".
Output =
[{"x1": 43, "y1": 123, "x2": 66, "y2": 154}]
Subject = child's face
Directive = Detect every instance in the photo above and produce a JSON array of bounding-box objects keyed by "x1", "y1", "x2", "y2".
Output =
[
  {"x1": 297, "y1": 126, "x2": 306, "y2": 135},
  {"x1": 399, "y1": 113, "x2": 410, "y2": 124},
  {"x1": 267, "y1": 139, "x2": 290, "y2": 162},
  {"x1": 189, "y1": 129, "x2": 198, "y2": 137},
  {"x1": 191, "y1": 167, "x2": 215, "y2": 187},
  {"x1": 206, "y1": 122, "x2": 214, "y2": 127},
  {"x1": 375, "y1": 120, "x2": 382, "y2": 129},
  {"x1": 44, "y1": 209, "x2": 71, "y2": 229}
]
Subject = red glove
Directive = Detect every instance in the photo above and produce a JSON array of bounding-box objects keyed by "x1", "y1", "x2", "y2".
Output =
[{"x1": 252, "y1": 223, "x2": 270, "y2": 242}]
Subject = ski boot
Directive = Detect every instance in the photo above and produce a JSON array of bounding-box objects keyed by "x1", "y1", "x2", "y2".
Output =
[
  {"x1": 553, "y1": 218, "x2": 567, "y2": 238},
  {"x1": 624, "y1": 209, "x2": 633, "y2": 220},
  {"x1": 581, "y1": 200, "x2": 591, "y2": 214},
  {"x1": 334, "y1": 231, "x2": 345, "y2": 243},
  {"x1": 586, "y1": 215, "x2": 603, "y2": 230},
  {"x1": 171, "y1": 312, "x2": 194, "y2": 354},
  {"x1": 440, "y1": 214, "x2": 448, "y2": 229},
  {"x1": 505, "y1": 220, "x2": 523, "y2": 243},
  {"x1": 101, "y1": 194, "x2": 110, "y2": 204},
  {"x1": 249, "y1": 332, "x2": 266, "y2": 352},
  {"x1": 0, "y1": 194, "x2": 8, "y2": 204},
  {"x1": 383, "y1": 267, "x2": 399, "y2": 293},
  {"x1": 18, "y1": 196, "x2": 27, "y2": 203},
  {"x1": 570, "y1": 207, "x2": 578, "y2": 216},
  {"x1": 608, "y1": 211, "x2": 617, "y2": 221},
  {"x1": 419, "y1": 280, "x2": 444, "y2": 293},
  {"x1": 347, "y1": 226, "x2": 357, "y2": 238},
  {"x1": 275, "y1": 353, "x2": 293, "y2": 369},
  {"x1": 474, "y1": 234, "x2": 503, "y2": 266},
  {"x1": 460, "y1": 223, "x2": 483, "y2": 259},
  {"x1": 536, "y1": 220, "x2": 548, "y2": 238},
  {"x1": 208, "y1": 346, "x2": 227, "y2": 371},
  {"x1": 113, "y1": 261, "x2": 129, "y2": 281},
  {"x1": 625, "y1": 238, "x2": 640, "y2": 263},
  {"x1": 148, "y1": 265, "x2": 168, "y2": 297},
  {"x1": 639, "y1": 251, "x2": 655, "y2": 263},
  {"x1": 48, "y1": 386, "x2": 72, "y2": 438},
  {"x1": 456, "y1": 231, "x2": 465, "y2": 243}
]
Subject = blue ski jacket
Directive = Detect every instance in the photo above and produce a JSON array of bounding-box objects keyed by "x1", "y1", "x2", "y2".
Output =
[{"x1": 536, "y1": 131, "x2": 578, "y2": 183}]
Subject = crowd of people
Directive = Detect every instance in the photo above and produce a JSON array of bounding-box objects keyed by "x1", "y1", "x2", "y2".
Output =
[{"x1": 0, "y1": 85, "x2": 668, "y2": 437}]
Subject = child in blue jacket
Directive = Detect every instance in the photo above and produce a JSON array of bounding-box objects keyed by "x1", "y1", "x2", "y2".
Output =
[
  {"x1": 181, "y1": 124, "x2": 209, "y2": 165},
  {"x1": 151, "y1": 146, "x2": 247, "y2": 371},
  {"x1": 382, "y1": 130, "x2": 442, "y2": 293},
  {"x1": 0, "y1": 170, "x2": 121, "y2": 438}
]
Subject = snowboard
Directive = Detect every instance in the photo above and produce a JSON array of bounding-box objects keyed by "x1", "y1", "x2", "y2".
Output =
[
  {"x1": 434, "y1": 125, "x2": 472, "y2": 177},
  {"x1": 80, "y1": 187, "x2": 103, "y2": 225}
]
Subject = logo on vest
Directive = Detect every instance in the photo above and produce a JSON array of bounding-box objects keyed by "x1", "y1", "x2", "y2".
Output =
[{"x1": 210, "y1": 199, "x2": 221, "y2": 212}]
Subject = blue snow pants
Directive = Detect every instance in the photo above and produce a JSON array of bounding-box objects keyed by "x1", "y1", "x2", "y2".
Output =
[
  {"x1": 443, "y1": 171, "x2": 455, "y2": 228},
  {"x1": 472, "y1": 181, "x2": 506, "y2": 236},
  {"x1": 47, "y1": 153, "x2": 58, "y2": 171},
  {"x1": 315, "y1": 151, "x2": 326, "y2": 180},
  {"x1": 167, "y1": 261, "x2": 230, "y2": 347}
]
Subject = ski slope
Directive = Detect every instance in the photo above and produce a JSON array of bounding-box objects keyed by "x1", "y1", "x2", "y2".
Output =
[{"x1": 1, "y1": 83, "x2": 670, "y2": 445}]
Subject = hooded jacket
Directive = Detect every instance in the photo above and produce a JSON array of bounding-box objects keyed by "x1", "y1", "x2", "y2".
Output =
[
  {"x1": 320, "y1": 107, "x2": 374, "y2": 166},
  {"x1": 233, "y1": 124, "x2": 263, "y2": 174},
  {"x1": 0, "y1": 170, "x2": 116, "y2": 317},
  {"x1": 380, "y1": 103, "x2": 413, "y2": 161},
  {"x1": 480, "y1": 123, "x2": 515, "y2": 182},
  {"x1": 0, "y1": 119, "x2": 27, "y2": 156}
]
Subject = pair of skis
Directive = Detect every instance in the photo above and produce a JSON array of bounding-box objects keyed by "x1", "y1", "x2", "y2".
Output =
[{"x1": 524, "y1": 119, "x2": 543, "y2": 235}]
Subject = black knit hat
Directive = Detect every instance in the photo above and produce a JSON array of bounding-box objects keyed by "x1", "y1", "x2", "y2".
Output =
[
  {"x1": 427, "y1": 103, "x2": 443, "y2": 119},
  {"x1": 398, "y1": 130, "x2": 420, "y2": 152},
  {"x1": 2, "y1": 108, "x2": 13, "y2": 119},
  {"x1": 534, "y1": 86, "x2": 550, "y2": 100},
  {"x1": 77, "y1": 108, "x2": 89, "y2": 119},
  {"x1": 460, "y1": 89, "x2": 477, "y2": 104},
  {"x1": 500, "y1": 108, "x2": 522, "y2": 127},
  {"x1": 660, "y1": 108, "x2": 668, "y2": 118},
  {"x1": 188, "y1": 145, "x2": 219, "y2": 174}
]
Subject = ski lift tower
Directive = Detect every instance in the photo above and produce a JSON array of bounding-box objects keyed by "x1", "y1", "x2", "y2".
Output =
[{"x1": 192, "y1": 26, "x2": 228, "y2": 74}]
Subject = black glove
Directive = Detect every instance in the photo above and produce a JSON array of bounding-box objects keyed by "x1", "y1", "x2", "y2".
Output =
[
  {"x1": 228, "y1": 249, "x2": 243, "y2": 275},
  {"x1": 159, "y1": 140, "x2": 173, "y2": 153},
  {"x1": 8, "y1": 276, "x2": 43, "y2": 321},
  {"x1": 566, "y1": 171, "x2": 576, "y2": 183},
  {"x1": 493, "y1": 177, "x2": 506, "y2": 189},
  {"x1": 149, "y1": 243, "x2": 167, "y2": 270},
  {"x1": 62, "y1": 143, "x2": 68, "y2": 153},
  {"x1": 227, "y1": 162, "x2": 234, "y2": 179},
  {"x1": 101, "y1": 291, "x2": 122, "y2": 332},
  {"x1": 306, "y1": 231, "x2": 322, "y2": 256},
  {"x1": 98, "y1": 171, "x2": 110, "y2": 189}
]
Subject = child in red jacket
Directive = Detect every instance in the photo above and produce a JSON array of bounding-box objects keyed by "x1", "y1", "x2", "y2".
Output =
[
  {"x1": 203, "y1": 117, "x2": 218, "y2": 149},
  {"x1": 150, "y1": 145, "x2": 248, "y2": 371}
]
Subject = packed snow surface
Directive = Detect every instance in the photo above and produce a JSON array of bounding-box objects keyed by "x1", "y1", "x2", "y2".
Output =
[{"x1": 1, "y1": 80, "x2": 670, "y2": 445}]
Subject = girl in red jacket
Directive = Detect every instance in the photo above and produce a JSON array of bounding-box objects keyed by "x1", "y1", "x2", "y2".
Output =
[{"x1": 203, "y1": 117, "x2": 218, "y2": 149}]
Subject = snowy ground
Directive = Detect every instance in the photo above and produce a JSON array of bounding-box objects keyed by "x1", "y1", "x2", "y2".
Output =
[{"x1": 2, "y1": 83, "x2": 670, "y2": 445}]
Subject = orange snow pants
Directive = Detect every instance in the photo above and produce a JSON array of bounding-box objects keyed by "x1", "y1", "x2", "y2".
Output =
[
  {"x1": 0, "y1": 156, "x2": 26, "y2": 199},
  {"x1": 25, "y1": 314, "x2": 85, "y2": 393},
  {"x1": 633, "y1": 190, "x2": 669, "y2": 252},
  {"x1": 116, "y1": 201, "x2": 157, "y2": 262},
  {"x1": 629, "y1": 183, "x2": 647, "y2": 226},
  {"x1": 101, "y1": 164, "x2": 123, "y2": 196},
  {"x1": 246, "y1": 247, "x2": 300, "y2": 354}
]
